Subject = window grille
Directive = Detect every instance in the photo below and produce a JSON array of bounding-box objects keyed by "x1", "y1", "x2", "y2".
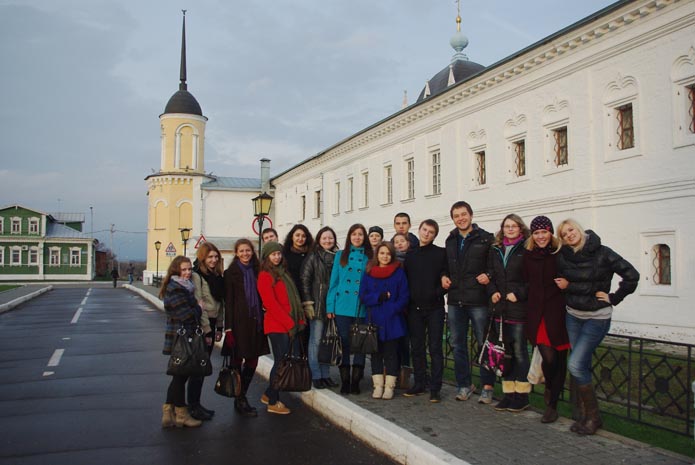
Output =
[
  {"x1": 431, "y1": 151, "x2": 441, "y2": 195},
  {"x1": 688, "y1": 84, "x2": 695, "y2": 134},
  {"x1": 406, "y1": 159, "x2": 415, "y2": 199},
  {"x1": 384, "y1": 166, "x2": 393, "y2": 204},
  {"x1": 475, "y1": 151, "x2": 486, "y2": 185},
  {"x1": 553, "y1": 127, "x2": 568, "y2": 167},
  {"x1": 652, "y1": 244, "x2": 671, "y2": 285},
  {"x1": 616, "y1": 104, "x2": 634, "y2": 150},
  {"x1": 513, "y1": 140, "x2": 526, "y2": 177}
]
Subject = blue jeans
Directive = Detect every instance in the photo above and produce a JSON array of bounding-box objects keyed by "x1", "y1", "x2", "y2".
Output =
[
  {"x1": 566, "y1": 314, "x2": 611, "y2": 385},
  {"x1": 447, "y1": 304, "x2": 495, "y2": 388},
  {"x1": 308, "y1": 319, "x2": 331, "y2": 380},
  {"x1": 502, "y1": 322, "x2": 530, "y2": 382},
  {"x1": 266, "y1": 332, "x2": 298, "y2": 405},
  {"x1": 334, "y1": 315, "x2": 366, "y2": 367}
]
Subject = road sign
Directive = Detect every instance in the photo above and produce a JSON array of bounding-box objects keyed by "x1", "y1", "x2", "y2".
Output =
[
  {"x1": 194, "y1": 234, "x2": 207, "y2": 249},
  {"x1": 251, "y1": 216, "x2": 273, "y2": 235},
  {"x1": 165, "y1": 242, "x2": 176, "y2": 257}
]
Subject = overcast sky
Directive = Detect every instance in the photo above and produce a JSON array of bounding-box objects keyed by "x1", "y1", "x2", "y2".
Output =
[{"x1": 0, "y1": 0, "x2": 616, "y2": 261}]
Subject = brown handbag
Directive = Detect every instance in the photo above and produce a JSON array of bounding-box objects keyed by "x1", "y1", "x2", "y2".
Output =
[
  {"x1": 271, "y1": 336, "x2": 311, "y2": 392},
  {"x1": 214, "y1": 356, "x2": 242, "y2": 398}
]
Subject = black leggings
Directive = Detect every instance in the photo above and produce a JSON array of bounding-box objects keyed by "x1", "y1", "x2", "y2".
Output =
[
  {"x1": 166, "y1": 375, "x2": 189, "y2": 407},
  {"x1": 538, "y1": 345, "x2": 568, "y2": 407}
]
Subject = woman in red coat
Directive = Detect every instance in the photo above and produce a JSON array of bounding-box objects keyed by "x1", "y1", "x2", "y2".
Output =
[
  {"x1": 256, "y1": 241, "x2": 306, "y2": 415},
  {"x1": 522, "y1": 216, "x2": 570, "y2": 423}
]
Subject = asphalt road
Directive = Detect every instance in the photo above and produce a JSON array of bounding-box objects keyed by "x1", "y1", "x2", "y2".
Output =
[{"x1": 0, "y1": 287, "x2": 396, "y2": 465}]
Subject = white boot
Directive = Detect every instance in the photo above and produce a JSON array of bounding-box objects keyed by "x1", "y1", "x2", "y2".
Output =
[
  {"x1": 372, "y1": 374, "x2": 385, "y2": 399},
  {"x1": 383, "y1": 375, "x2": 398, "y2": 400}
]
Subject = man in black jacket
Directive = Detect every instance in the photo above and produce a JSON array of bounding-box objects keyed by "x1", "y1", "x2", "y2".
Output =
[
  {"x1": 403, "y1": 219, "x2": 447, "y2": 403},
  {"x1": 442, "y1": 201, "x2": 496, "y2": 404}
]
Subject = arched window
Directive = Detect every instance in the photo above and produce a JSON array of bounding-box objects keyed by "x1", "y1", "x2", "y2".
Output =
[{"x1": 651, "y1": 244, "x2": 671, "y2": 285}]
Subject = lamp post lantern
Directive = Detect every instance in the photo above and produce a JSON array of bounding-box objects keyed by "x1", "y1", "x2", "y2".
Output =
[
  {"x1": 180, "y1": 228, "x2": 191, "y2": 258},
  {"x1": 154, "y1": 240, "x2": 162, "y2": 281},
  {"x1": 252, "y1": 192, "x2": 273, "y2": 256}
]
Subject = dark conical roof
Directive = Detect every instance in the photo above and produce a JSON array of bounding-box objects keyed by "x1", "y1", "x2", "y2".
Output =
[
  {"x1": 162, "y1": 11, "x2": 203, "y2": 117},
  {"x1": 416, "y1": 59, "x2": 485, "y2": 102}
]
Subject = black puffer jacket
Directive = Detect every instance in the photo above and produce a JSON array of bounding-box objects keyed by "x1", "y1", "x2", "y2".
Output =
[
  {"x1": 556, "y1": 230, "x2": 639, "y2": 311},
  {"x1": 486, "y1": 241, "x2": 528, "y2": 321},
  {"x1": 444, "y1": 225, "x2": 494, "y2": 306},
  {"x1": 299, "y1": 247, "x2": 337, "y2": 320}
]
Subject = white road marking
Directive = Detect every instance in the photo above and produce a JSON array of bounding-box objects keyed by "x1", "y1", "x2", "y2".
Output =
[
  {"x1": 86, "y1": 288, "x2": 91, "y2": 296},
  {"x1": 42, "y1": 371, "x2": 55, "y2": 377},
  {"x1": 70, "y1": 308, "x2": 83, "y2": 324},
  {"x1": 80, "y1": 297, "x2": 87, "y2": 305},
  {"x1": 62, "y1": 337, "x2": 71, "y2": 341},
  {"x1": 47, "y1": 349, "x2": 64, "y2": 367}
]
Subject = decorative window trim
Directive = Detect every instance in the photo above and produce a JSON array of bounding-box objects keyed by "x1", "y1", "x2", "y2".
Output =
[
  {"x1": 468, "y1": 144, "x2": 488, "y2": 191},
  {"x1": 299, "y1": 195, "x2": 306, "y2": 222},
  {"x1": 49, "y1": 247, "x2": 61, "y2": 266},
  {"x1": 0, "y1": 246, "x2": 4, "y2": 266},
  {"x1": 0, "y1": 216, "x2": 4, "y2": 234},
  {"x1": 28, "y1": 217, "x2": 40, "y2": 235},
  {"x1": 429, "y1": 149, "x2": 442, "y2": 196},
  {"x1": 671, "y1": 45, "x2": 695, "y2": 149},
  {"x1": 506, "y1": 134, "x2": 528, "y2": 184},
  {"x1": 639, "y1": 230, "x2": 677, "y2": 297},
  {"x1": 10, "y1": 246, "x2": 21, "y2": 266},
  {"x1": 603, "y1": 73, "x2": 641, "y2": 162},
  {"x1": 403, "y1": 158, "x2": 415, "y2": 201},
  {"x1": 70, "y1": 247, "x2": 81, "y2": 266},
  {"x1": 346, "y1": 177, "x2": 354, "y2": 212},
  {"x1": 333, "y1": 181, "x2": 341, "y2": 215},
  {"x1": 314, "y1": 190, "x2": 322, "y2": 219},
  {"x1": 361, "y1": 171, "x2": 369, "y2": 209},
  {"x1": 10, "y1": 217, "x2": 21, "y2": 234},
  {"x1": 382, "y1": 164, "x2": 393, "y2": 206},
  {"x1": 542, "y1": 120, "x2": 572, "y2": 175},
  {"x1": 28, "y1": 246, "x2": 39, "y2": 266}
]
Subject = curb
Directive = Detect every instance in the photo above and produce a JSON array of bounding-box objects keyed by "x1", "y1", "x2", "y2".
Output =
[
  {"x1": 255, "y1": 356, "x2": 470, "y2": 465},
  {"x1": 0, "y1": 285, "x2": 53, "y2": 314},
  {"x1": 124, "y1": 284, "x2": 164, "y2": 311}
]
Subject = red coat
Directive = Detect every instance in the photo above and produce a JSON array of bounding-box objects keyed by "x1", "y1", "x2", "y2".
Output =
[{"x1": 257, "y1": 271, "x2": 303, "y2": 335}]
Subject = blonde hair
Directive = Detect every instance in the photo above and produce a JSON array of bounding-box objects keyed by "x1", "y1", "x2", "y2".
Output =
[
  {"x1": 556, "y1": 218, "x2": 587, "y2": 252},
  {"x1": 524, "y1": 233, "x2": 561, "y2": 253}
]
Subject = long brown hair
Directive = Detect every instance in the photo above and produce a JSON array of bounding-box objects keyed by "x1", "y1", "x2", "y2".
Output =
[
  {"x1": 260, "y1": 250, "x2": 286, "y2": 283},
  {"x1": 159, "y1": 256, "x2": 191, "y2": 298},
  {"x1": 339, "y1": 223, "x2": 372, "y2": 267},
  {"x1": 493, "y1": 213, "x2": 530, "y2": 247},
  {"x1": 366, "y1": 242, "x2": 399, "y2": 273},
  {"x1": 230, "y1": 238, "x2": 259, "y2": 272},
  {"x1": 196, "y1": 242, "x2": 224, "y2": 275}
]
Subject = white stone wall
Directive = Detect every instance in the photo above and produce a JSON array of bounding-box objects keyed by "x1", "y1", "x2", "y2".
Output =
[{"x1": 271, "y1": 0, "x2": 695, "y2": 343}]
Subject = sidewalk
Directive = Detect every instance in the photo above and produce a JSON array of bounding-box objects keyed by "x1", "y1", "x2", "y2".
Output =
[
  {"x1": 126, "y1": 282, "x2": 691, "y2": 465},
  {"x1": 0, "y1": 284, "x2": 53, "y2": 314}
]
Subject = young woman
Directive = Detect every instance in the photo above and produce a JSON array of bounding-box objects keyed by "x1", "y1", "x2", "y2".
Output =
[
  {"x1": 188, "y1": 243, "x2": 224, "y2": 421},
  {"x1": 160, "y1": 256, "x2": 203, "y2": 428},
  {"x1": 487, "y1": 214, "x2": 531, "y2": 412},
  {"x1": 359, "y1": 242, "x2": 409, "y2": 400},
  {"x1": 368, "y1": 226, "x2": 384, "y2": 252},
  {"x1": 522, "y1": 216, "x2": 570, "y2": 423},
  {"x1": 555, "y1": 219, "x2": 639, "y2": 435},
  {"x1": 326, "y1": 223, "x2": 373, "y2": 394},
  {"x1": 223, "y1": 239, "x2": 271, "y2": 417},
  {"x1": 300, "y1": 226, "x2": 339, "y2": 389},
  {"x1": 392, "y1": 233, "x2": 409, "y2": 263},
  {"x1": 282, "y1": 224, "x2": 314, "y2": 290},
  {"x1": 256, "y1": 241, "x2": 306, "y2": 415}
]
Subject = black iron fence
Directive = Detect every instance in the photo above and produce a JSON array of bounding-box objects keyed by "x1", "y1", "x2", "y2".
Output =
[{"x1": 442, "y1": 328, "x2": 695, "y2": 437}]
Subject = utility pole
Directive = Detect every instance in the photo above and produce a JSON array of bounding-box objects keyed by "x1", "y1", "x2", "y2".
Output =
[{"x1": 109, "y1": 224, "x2": 115, "y2": 268}]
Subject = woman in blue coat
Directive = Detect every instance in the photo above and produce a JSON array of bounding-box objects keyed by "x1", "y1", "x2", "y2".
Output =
[
  {"x1": 326, "y1": 223, "x2": 373, "y2": 394},
  {"x1": 359, "y1": 242, "x2": 409, "y2": 400}
]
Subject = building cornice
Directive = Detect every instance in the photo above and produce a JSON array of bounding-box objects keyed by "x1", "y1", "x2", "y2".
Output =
[{"x1": 159, "y1": 113, "x2": 208, "y2": 123}]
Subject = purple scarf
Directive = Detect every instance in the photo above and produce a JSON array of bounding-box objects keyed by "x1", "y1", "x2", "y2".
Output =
[{"x1": 238, "y1": 260, "x2": 263, "y2": 331}]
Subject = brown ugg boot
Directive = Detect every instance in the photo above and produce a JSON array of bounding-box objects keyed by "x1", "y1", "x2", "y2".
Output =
[
  {"x1": 161, "y1": 403, "x2": 176, "y2": 428},
  {"x1": 174, "y1": 406, "x2": 202, "y2": 428},
  {"x1": 575, "y1": 384, "x2": 602, "y2": 435}
]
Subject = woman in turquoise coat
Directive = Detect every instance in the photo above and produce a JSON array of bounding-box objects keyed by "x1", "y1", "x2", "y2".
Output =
[{"x1": 326, "y1": 223, "x2": 373, "y2": 395}]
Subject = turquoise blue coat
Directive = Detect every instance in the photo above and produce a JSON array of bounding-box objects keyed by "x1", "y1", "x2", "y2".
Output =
[{"x1": 326, "y1": 246, "x2": 368, "y2": 318}]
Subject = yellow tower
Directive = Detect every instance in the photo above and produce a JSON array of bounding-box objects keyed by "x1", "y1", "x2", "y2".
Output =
[{"x1": 145, "y1": 11, "x2": 209, "y2": 283}]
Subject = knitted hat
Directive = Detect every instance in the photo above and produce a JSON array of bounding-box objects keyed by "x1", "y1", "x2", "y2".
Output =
[
  {"x1": 260, "y1": 240, "x2": 283, "y2": 260},
  {"x1": 530, "y1": 216, "x2": 554, "y2": 234},
  {"x1": 368, "y1": 226, "x2": 384, "y2": 238}
]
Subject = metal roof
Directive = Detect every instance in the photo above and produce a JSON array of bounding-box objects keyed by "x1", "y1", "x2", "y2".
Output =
[
  {"x1": 46, "y1": 222, "x2": 91, "y2": 239},
  {"x1": 50, "y1": 212, "x2": 85, "y2": 223},
  {"x1": 201, "y1": 177, "x2": 261, "y2": 191}
]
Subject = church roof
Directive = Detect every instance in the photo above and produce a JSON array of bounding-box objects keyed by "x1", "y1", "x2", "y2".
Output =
[
  {"x1": 201, "y1": 177, "x2": 261, "y2": 191},
  {"x1": 416, "y1": 59, "x2": 485, "y2": 102}
]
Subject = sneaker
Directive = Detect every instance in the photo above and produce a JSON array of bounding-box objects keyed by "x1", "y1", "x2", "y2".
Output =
[
  {"x1": 455, "y1": 385, "x2": 476, "y2": 401},
  {"x1": 478, "y1": 388, "x2": 494, "y2": 404},
  {"x1": 507, "y1": 393, "x2": 530, "y2": 413},
  {"x1": 403, "y1": 385, "x2": 426, "y2": 397},
  {"x1": 260, "y1": 393, "x2": 270, "y2": 405},
  {"x1": 429, "y1": 391, "x2": 441, "y2": 403},
  {"x1": 267, "y1": 401, "x2": 291, "y2": 415},
  {"x1": 494, "y1": 394, "x2": 513, "y2": 411}
]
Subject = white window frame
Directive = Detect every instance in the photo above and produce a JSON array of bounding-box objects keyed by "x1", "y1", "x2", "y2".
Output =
[
  {"x1": 640, "y1": 230, "x2": 677, "y2": 297},
  {"x1": 361, "y1": 171, "x2": 369, "y2": 209},
  {"x1": 28, "y1": 246, "x2": 39, "y2": 266},
  {"x1": 603, "y1": 74, "x2": 641, "y2": 162},
  {"x1": 49, "y1": 247, "x2": 60, "y2": 266},
  {"x1": 28, "y1": 217, "x2": 40, "y2": 235},
  {"x1": 468, "y1": 144, "x2": 488, "y2": 191},
  {"x1": 543, "y1": 120, "x2": 572, "y2": 175},
  {"x1": 0, "y1": 246, "x2": 4, "y2": 266},
  {"x1": 299, "y1": 195, "x2": 306, "y2": 222},
  {"x1": 383, "y1": 165, "x2": 393, "y2": 205},
  {"x1": 430, "y1": 150, "x2": 441, "y2": 196},
  {"x1": 506, "y1": 135, "x2": 528, "y2": 183},
  {"x1": 671, "y1": 47, "x2": 695, "y2": 148},
  {"x1": 314, "y1": 190, "x2": 322, "y2": 219},
  {"x1": 333, "y1": 181, "x2": 340, "y2": 215},
  {"x1": 11, "y1": 217, "x2": 21, "y2": 234},
  {"x1": 70, "y1": 247, "x2": 81, "y2": 266},
  {"x1": 403, "y1": 158, "x2": 415, "y2": 201},
  {"x1": 10, "y1": 246, "x2": 21, "y2": 266},
  {"x1": 347, "y1": 177, "x2": 354, "y2": 212},
  {"x1": 0, "y1": 216, "x2": 4, "y2": 234}
]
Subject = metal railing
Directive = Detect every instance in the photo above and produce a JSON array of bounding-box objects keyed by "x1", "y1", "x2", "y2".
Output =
[{"x1": 442, "y1": 328, "x2": 695, "y2": 437}]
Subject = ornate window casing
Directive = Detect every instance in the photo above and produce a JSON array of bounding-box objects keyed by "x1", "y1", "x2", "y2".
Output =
[
  {"x1": 49, "y1": 247, "x2": 60, "y2": 266},
  {"x1": 640, "y1": 231, "x2": 677, "y2": 297},
  {"x1": 403, "y1": 158, "x2": 415, "y2": 200},
  {"x1": 28, "y1": 217, "x2": 40, "y2": 234},
  {"x1": 474, "y1": 150, "x2": 486, "y2": 186},
  {"x1": 10, "y1": 246, "x2": 21, "y2": 266},
  {"x1": 542, "y1": 99, "x2": 571, "y2": 174},
  {"x1": 603, "y1": 73, "x2": 641, "y2": 161},
  {"x1": 466, "y1": 128, "x2": 487, "y2": 190},
  {"x1": 429, "y1": 149, "x2": 441, "y2": 196},
  {"x1": 347, "y1": 177, "x2": 354, "y2": 212},
  {"x1": 333, "y1": 182, "x2": 340, "y2": 215},
  {"x1": 0, "y1": 246, "x2": 4, "y2": 265},
  {"x1": 504, "y1": 113, "x2": 528, "y2": 183},
  {"x1": 70, "y1": 248, "x2": 81, "y2": 266},
  {"x1": 672, "y1": 46, "x2": 695, "y2": 148},
  {"x1": 174, "y1": 123, "x2": 200, "y2": 171},
  {"x1": 361, "y1": 171, "x2": 369, "y2": 208},
  {"x1": 28, "y1": 247, "x2": 39, "y2": 266},
  {"x1": 0, "y1": 217, "x2": 3, "y2": 234},
  {"x1": 383, "y1": 165, "x2": 393, "y2": 205},
  {"x1": 11, "y1": 217, "x2": 21, "y2": 234}
]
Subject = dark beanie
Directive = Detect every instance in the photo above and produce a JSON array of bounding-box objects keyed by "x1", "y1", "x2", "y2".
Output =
[
  {"x1": 261, "y1": 240, "x2": 283, "y2": 260},
  {"x1": 530, "y1": 216, "x2": 554, "y2": 234},
  {"x1": 368, "y1": 226, "x2": 384, "y2": 238}
]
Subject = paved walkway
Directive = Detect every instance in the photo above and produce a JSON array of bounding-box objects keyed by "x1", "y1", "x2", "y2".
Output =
[{"x1": 4, "y1": 282, "x2": 690, "y2": 464}]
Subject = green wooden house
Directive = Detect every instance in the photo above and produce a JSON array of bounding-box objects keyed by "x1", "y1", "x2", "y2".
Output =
[{"x1": 0, "y1": 205, "x2": 95, "y2": 281}]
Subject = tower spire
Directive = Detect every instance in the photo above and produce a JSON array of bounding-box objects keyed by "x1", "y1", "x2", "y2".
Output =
[
  {"x1": 179, "y1": 10, "x2": 188, "y2": 91},
  {"x1": 449, "y1": 1, "x2": 469, "y2": 62}
]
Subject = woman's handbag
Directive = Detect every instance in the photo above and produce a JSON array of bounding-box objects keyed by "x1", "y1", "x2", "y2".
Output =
[
  {"x1": 349, "y1": 310, "x2": 379, "y2": 354},
  {"x1": 318, "y1": 318, "x2": 343, "y2": 366},
  {"x1": 477, "y1": 316, "x2": 509, "y2": 378},
  {"x1": 166, "y1": 326, "x2": 213, "y2": 377},
  {"x1": 214, "y1": 356, "x2": 242, "y2": 397},
  {"x1": 272, "y1": 336, "x2": 312, "y2": 392},
  {"x1": 527, "y1": 346, "x2": 546, "y2": 385}
]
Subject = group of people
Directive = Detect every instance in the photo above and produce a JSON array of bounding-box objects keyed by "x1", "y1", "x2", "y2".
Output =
[{"x1": 159, "y1": 200, "x2": 639, "y2": 437}]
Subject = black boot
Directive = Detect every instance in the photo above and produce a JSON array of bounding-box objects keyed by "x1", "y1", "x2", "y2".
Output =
[
  {"x1": 188, "y1": 403, "x2": 213, "y2": 421},
  {"x1": 339, "y1": 366, "x2": 351, "y2": 395},
  {"x1": 235, "y1": 367, "x2": 258, "y2": 417},
  {"x1": 350, "y1": 365, "x2": 364, "y2": 395}
]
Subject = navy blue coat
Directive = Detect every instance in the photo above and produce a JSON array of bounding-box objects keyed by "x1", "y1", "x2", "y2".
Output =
[{"x1": 359, "y1": 267, "x2": 409, "y2": 342}]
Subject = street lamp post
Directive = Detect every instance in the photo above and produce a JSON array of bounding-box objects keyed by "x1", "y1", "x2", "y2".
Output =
[
  {"x1": 154, "y1": 240, "x2": 162, "y2": 281},
  {"x1": 180, "y1": 228, "x2": 191, "y2": 258},
  {"x1": 252, "y1": 192, "x2": 273, "y2": 256}
]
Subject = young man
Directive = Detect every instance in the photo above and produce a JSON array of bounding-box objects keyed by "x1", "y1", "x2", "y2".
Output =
[
  {"x1": 441, "y1": 201, "x2": 496, "y2": 403},
  {"x1": 261, "y1": 228, "x2": 279, "y2": 244},
  {"x1": 403, "y1": 219, "x2": 448, "y2": 402},
  {"x1": 126, "y1": 263, "x2": 135, "y2": 285},
  {"x1": 392, "y1": 213, "x2": 419, "y2": 251}
]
